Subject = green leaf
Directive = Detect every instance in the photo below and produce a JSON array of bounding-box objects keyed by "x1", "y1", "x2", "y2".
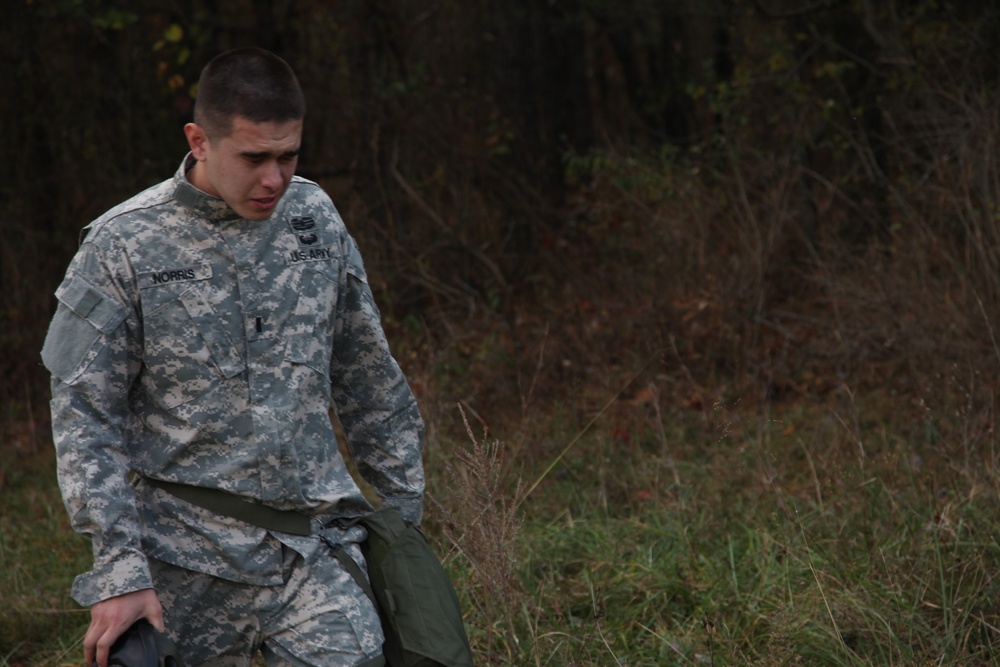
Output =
[{"x1": 164, "y1": 23, "x2": 184, "y2": 43}]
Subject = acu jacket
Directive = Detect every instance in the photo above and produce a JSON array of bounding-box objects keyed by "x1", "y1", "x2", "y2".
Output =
[{"x1": 42, "y1": 156, "x2": 425, "y2": 606}]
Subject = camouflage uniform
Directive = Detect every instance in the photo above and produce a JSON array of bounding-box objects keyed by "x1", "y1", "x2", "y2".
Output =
[{"x1": 42, "y1": 154, "x2": 424, "y2": 665}]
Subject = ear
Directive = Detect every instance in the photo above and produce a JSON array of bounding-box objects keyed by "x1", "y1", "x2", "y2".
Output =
[{"x1": 184, "y1": 123, "x2": 209, "y2": 160}]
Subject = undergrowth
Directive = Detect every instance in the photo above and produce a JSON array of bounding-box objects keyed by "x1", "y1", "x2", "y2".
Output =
[
  {"x1": 4, "y1": 371, "x2": 1000, "y2": 665},
  {"x1": 431, "y1": 387, "x2": 1000, "y2": 666},
  {"x1": 7, "y1": 31, "x2": 1000, "y2": 663},
  {"x1": 0, "y1": 444, "x2": 90, "y2": 665}
]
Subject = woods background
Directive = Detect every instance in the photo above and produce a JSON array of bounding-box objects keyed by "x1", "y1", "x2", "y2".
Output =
[
  {"x1": 7, "y1": 1, "x2": 1000, "y2": 664},
  {"x1": 3, "y1": 0, "x2": 1000, "y2": 466}
]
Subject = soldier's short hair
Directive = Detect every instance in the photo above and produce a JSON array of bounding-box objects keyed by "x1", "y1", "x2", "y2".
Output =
[{"x1": 193, "y1": 48, "x2": 306, "y2": 140}]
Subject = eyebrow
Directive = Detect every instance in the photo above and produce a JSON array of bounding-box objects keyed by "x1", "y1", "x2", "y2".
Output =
[{"x1": 241, "y1": 148, "x2": 301, "y2": 160}]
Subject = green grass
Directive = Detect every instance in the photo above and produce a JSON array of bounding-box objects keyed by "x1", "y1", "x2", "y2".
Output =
[
  {"x1": 1, "y1": 448, "x2": 90, "y2": 666},
  {"x1": 5, "y1": 394, "x2": 1000, "y2": 666},
  {"x1": 433, "y1": 395, "x2": 1000, "y2": 666}
]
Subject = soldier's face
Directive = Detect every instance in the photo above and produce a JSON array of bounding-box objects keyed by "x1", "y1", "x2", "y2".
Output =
[{"x1": 184, "y1": 116, "x2": 302, "y2": 221}]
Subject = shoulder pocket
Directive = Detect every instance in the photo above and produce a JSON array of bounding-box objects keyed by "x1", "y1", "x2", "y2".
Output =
[{"x1": 41, "y1": 277, "x2": 127, "y2": 383}]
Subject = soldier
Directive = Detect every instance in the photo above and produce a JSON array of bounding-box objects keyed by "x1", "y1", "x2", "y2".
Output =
[{"x1": 41, "y1": 48, "x2": 424, "y2": 667}]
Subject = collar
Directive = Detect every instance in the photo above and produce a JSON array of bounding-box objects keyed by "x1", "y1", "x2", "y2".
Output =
[{"x1": 173, "y1": 153, "x2": 243, "y2": 223}]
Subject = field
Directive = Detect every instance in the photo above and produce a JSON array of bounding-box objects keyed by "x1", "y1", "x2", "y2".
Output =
[
  {"x1": 6, "y1": 153, "x2": 1000, "y2": 663},
  {"x1": 6, "y1": 7, "x2": 1000, "y2": 658},
  {"x1": 5, "y1": 369, "x2": 1000, "y2": 665}
]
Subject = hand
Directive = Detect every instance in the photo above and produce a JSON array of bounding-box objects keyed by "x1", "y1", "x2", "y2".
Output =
[{"x1": 84, "y1": 588, "x2": 164, "y2": 667}]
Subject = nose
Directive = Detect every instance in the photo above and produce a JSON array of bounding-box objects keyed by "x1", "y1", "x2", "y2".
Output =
[{"x1": 260, "y1": 161, "x2": 283, "y2": 191}]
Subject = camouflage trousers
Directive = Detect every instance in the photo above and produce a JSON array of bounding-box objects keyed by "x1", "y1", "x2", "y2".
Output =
[{"x1": 150, "y1": 542, "x2": 385, "y2": 667}]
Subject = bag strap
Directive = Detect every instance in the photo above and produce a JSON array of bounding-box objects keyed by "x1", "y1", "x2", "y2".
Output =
[
  {"x1": 325, "y1": 512, "x2": 381, "y2": 606},
  {"x1": 146, "y1": 477, "x2": 313, "y2": 536},
  {"x1": 325, "y1": 509, "x2": 405, "y2": 607},
  {"x1": 332, "y1": 546, "x2": 377, "y2": 603}
]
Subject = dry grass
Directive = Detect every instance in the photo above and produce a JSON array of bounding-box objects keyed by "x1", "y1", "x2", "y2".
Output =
[{"x1": 7, "y1": 12, "x2": 1000, "y2": 664}]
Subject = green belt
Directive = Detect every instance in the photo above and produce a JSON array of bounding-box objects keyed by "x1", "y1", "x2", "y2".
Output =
[{"x1": 146, "y1": 477, "x2": 312, "y2": 536}]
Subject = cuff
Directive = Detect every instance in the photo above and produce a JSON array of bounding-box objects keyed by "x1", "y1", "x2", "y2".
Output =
[
  {"x1": 382, "y1": 496, "x2": 423, "y2": 526},
  {"x1": 71, "y1": 551, "x2": 154, "y2": 607}
]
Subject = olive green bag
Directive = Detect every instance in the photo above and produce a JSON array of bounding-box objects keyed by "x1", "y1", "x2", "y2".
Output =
[{"x1": 330, "y1": 508, "x2": 475, "y2": 667}]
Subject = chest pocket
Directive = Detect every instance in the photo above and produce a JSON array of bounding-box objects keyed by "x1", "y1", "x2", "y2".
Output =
[{"x1": 141, "y1": 286, "x2": 244, "y2": 410}]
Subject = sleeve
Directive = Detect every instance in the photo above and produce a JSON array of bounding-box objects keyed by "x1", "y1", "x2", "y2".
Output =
[
  {"x1": 41, "y1": 240, "x2": 152, "y2": 606},
  {"x1": 330, "y1": 233, "x2": 426, "y2": 525}
]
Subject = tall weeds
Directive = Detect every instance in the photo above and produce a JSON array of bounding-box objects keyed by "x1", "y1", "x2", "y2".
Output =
[{"x1": 435, "y1": 408, "x2": 524, "y2": 665}]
